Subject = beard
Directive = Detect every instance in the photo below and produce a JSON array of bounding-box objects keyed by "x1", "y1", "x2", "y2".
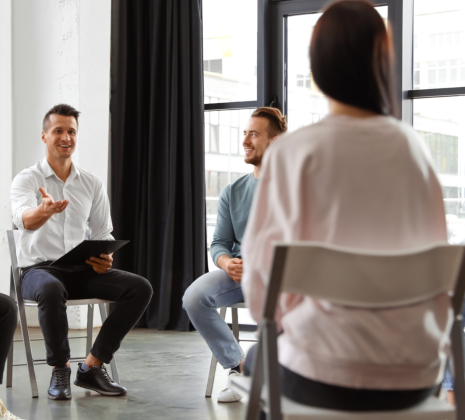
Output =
[{"x1": 244, "y1": 154, "x2": 262, "y2": 167}]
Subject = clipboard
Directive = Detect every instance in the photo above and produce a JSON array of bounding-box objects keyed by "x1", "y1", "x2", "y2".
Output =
[{"x1": 51, "y1": 240, "x2": 130, "y2": 267}]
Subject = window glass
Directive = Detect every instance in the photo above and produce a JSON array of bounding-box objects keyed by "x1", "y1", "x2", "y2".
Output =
[
  {"x1": 414, "y1": 1, "x2": 465, "y2": 89},
  {"x1": 413, "y1": 97, "x2": 465, "y2": 242},
  {"x1": 205, "y1": 109, "x2": 253, "y2": 270},
  {"x1": 286, "y1": 6, "x2": 387, "y2": 132},
  {"x1": 203, "y1": 0, "x2": 257, "y2": 103}
]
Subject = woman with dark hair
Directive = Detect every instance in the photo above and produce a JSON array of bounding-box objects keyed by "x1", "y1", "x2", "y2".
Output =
[{"x1": 241, "y1": 0, "x2": 450, "y2": 412}]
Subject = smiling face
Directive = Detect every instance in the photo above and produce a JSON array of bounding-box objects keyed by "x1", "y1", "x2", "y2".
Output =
[
  {"x1": 41, "y1": 114, "x2": 78, "y2": 162},
  {"x1": 243, "y1": 117, "x2": 276, "y2": 167}
]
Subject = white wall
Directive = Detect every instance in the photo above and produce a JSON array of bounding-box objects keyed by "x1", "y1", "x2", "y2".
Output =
[
  {"x1": 0, "y1": 0, "x2": 14, "y2": 298},
  {"x1": 0, "y1": 0, "x2": 112, "y2": 329}
]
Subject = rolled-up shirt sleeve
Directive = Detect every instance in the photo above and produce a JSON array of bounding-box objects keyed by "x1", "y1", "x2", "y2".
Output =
[
  {"x1": 87, "y1": 176, "x2": 115, "y2": 241},
  {"x1": 210, "y1": 185, "x2": 235, "y2": 266},
  {"x1": 11, "y1": 172, "x2": 39, "y2": 231}
]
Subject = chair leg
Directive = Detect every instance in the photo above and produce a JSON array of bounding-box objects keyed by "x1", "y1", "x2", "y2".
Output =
[
  {"x1": 98, "y1": 303, "x2": 119, "y2": 384},
  {"x1": 6, "y1": 340, "x2": 13, "y2": 388},
  {"x1": 231, "y1": 307, "x2": 239, "y2": 342},
  {"x1": 86, "y1": 304, "x2": 94, "y2": 356},
  {"x1": 205, "y1": 354, "x2": 218, "y2": 398},
  {"x1": 246, "y1": 333, "x2": 264, "y2": 420},
  {"x1": 263, "y1": 320, "x2": 282, "y2": 420},
  {"x1": 17, "y1": 294, "x2": 38, "y2": 398},
  {"x1": 205, "y1": 306, "x2": 227, "y2": 398},
  {"x1": 451, "y1": 318, "x2": 465, "y2": 419}
]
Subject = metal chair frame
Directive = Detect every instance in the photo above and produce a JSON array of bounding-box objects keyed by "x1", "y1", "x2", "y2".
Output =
[
  {"x1": 237, "y1": 242, "x2": 465, "y2": 420},
  {"x1": 205, "y1": 302, "x2": 257, "y2": 397},
  {"x1": 5, "y1": 230, "x2": 119, "y2": 398}
]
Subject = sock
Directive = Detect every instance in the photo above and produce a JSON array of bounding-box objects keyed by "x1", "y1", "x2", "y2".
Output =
[
  {"x1": 80, "y1": 363, "x2": 92, "y2": 371},
  {"x1": 54, "y1": 364, "x2": 68, "y2": 369},
  {"x1": 230, "y1": 365, "x2": 241, "y2": 374}
]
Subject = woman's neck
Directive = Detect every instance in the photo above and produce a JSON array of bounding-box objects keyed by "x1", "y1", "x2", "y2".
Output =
[{"x1": 328, "y1": 98, "x2": 378, "y2": 119}]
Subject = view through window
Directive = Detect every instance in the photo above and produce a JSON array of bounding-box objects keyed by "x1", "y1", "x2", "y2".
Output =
[
  {"x1": 203, "y1": 0, "x2": 257, "y2": 104},
  {"x1": 413, "y1": 1, "x2": 465, "y2": 243},
  {"x1": 203, "y1": 0, "x2": 258, "y2": 325}
]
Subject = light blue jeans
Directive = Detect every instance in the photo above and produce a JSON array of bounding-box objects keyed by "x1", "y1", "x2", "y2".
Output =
[
  {"x1": 182, "y1": 269, "x2": 244, "y2": 369},
  {"x1": 443, "y1": 303, "x2": 465, "y2": 391}
]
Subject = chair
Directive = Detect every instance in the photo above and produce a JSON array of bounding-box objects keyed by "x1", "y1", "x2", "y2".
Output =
[
  {"x1": 231, "y1": 241, "x2": 465, "y2": 420},
  {"x1": 205, "y1": 302, "x2": 257, "y2": 397},
  {"x1": 5, "y1": 230, "x2": 120, "y2": 398}
]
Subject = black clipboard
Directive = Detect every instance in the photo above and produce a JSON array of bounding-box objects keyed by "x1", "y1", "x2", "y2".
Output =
[{"x1": 51, "y1": 240, "x2": 130, "y2": 267}]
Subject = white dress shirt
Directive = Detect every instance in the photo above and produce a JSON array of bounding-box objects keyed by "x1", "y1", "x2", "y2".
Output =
[
  {"x1": 242, "y1": 114, "x2": 451, "y2": 390},
  {"x1": 11, "y1": 158, "x2": 114, "y2": 267}
]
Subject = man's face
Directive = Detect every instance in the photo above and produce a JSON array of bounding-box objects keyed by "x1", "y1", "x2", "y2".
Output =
[
  {"x1": 41, "y1": 114, "x2": 78, "y2": 161},
  {"x1": 243, "y1": 117, "x2": 275, "y2": 167}
]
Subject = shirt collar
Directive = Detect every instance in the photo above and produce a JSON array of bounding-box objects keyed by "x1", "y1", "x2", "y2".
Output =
[{"x1": 40, "y1": 158, "x2": 80, "y2": 181}]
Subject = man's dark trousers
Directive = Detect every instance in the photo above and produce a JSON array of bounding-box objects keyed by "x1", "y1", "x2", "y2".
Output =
[
  {"x1": 21, "y1": 263, "x2": 152, "y2": 366},
  {"x1": 0, "y1": 294, "x2": 18, "y2": 383}
]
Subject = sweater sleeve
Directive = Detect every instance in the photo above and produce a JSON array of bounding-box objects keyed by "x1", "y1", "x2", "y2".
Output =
[
  {"x1": 210, "y1": 185, "x2": 235, "y2": 267},
  {"x1": 241, "y1": 143, "x2": 304, "y2": 325}
]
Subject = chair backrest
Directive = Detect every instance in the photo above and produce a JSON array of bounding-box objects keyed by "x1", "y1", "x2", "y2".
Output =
[
  {"x1": 251, "y1": 241, "x2": 465, "y2": 419},
  {"x1": 266, "y1": 241, "x2": 463, "y2": 314}
]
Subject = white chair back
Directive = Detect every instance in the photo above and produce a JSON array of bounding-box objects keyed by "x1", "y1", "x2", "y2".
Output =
[
  {"x1": 244, "y1": 241, "x2": 465, "y2": 420},
  {"x1": 276, "y1": 241, "x2": 463, "y2": 309}
]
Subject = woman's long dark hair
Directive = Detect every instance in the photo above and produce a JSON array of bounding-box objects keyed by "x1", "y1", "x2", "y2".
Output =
[{"x1": 310, "y1": 0, "x2": 396, "y2": 116}]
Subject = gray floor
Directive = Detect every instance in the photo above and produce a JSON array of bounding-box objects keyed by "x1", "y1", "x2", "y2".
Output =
[{"x1": 1, "y1": 327, "x2": 255, "y2": 420}]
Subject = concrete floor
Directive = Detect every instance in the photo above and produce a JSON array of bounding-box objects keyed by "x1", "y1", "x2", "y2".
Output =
[{"x1": 1, "y1": 327, "x2": 256, "y2": 420}]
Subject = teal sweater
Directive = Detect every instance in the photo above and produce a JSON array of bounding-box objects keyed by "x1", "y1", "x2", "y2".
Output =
[{"x1": 211, "y1": 173, "x2": 258, "y2": 267}]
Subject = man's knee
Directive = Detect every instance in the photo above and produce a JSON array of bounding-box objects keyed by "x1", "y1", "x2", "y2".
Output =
[
  {"x1": 130, "y1": 275, "x2": 153, "y2": 304},
  {"x1": 182, "y1": 276, "x2": 211, "y2": 313},
  {"x1": 0, "y1": 294, "x2": 18, "y2": 325},
  {"x1": 36, "y1": 280, "x2": 67, "y2": 304}
]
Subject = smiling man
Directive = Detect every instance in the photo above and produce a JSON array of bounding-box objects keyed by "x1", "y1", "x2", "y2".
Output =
[
  {"x1": 10, "y1": 104, "x2": 153, "y2": 400},
  {"x1": 183, "y1": 107, "x2": 287, "y2": 403}
]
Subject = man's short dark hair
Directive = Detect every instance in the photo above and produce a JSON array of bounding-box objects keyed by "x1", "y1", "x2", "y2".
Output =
[
  {"x1": 251, "y1": 107, "x2": 288, "y2": 138},
  {"x1": 42, "y1": 104, "x2": 80, "y2": 132}
]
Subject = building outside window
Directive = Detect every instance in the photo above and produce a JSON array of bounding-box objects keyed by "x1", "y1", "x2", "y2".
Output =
[{"x1": 413, "y1": 1, "x2": 465, "y2": 243}]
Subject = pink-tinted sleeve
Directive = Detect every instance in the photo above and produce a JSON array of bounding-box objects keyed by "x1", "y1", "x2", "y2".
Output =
[{"x1": 241, "y1": 143, "x2": 304, "y2": 325}]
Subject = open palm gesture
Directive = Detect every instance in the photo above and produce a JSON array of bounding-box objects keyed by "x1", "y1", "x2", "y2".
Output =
[{"x1": 39, "y1": 187, "x2": 69, "y2": 215}]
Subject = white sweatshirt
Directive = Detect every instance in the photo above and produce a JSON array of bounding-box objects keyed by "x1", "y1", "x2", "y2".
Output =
[{"x1": 242, "y1": 114, "x2": 452, "y2": 390}]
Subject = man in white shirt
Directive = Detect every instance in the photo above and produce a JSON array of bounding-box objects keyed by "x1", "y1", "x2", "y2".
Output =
[{"x1": 11, "y1": 104, "x2": 153, "y2": 400}]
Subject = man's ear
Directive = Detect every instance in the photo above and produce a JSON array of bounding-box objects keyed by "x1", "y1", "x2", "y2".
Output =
[
  {"x1": 41, "y1": 132, "x2": 46, "y2": 144},
  {"x1": 270, "y1": 135, "x2": 279, "y2": 143}
]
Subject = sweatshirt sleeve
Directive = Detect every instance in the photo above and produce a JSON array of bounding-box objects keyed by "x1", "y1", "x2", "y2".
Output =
[
  {"x1": 241, "y1": 143, "x2": 304, "y2": 325},
  {"x1": 210, "y1": 185, "x2": 235, "y2": 267}
]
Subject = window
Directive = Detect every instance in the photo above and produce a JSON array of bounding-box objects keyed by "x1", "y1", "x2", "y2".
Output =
[
  {"x1": 413, "y1": 1, "x2": 465, "y2": 235},
  {"x1": 203, "y1": 0, "x2": 258, "y2": 104},
  {"x1": 203, "y1": 0, "x2": 259, "y2": 283},
  {"x1": 417, "y1": 130, "x2": 458, "y2": 175},
  {"x1": 204, "y1": 59, "x2": 223, "y2": 74}
]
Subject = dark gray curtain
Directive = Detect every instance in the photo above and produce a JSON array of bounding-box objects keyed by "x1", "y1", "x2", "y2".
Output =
[{"x1": 110, "y1": 0, "x2": 208, "y2": 331}]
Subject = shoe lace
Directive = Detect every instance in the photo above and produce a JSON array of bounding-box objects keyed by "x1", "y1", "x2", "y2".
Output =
[
  {"x1": 53, "y1": 368, "x2": 70, "y2": 387},
  {"x1": 96, "y1": 365, "x2": 114, "y2": 384}
]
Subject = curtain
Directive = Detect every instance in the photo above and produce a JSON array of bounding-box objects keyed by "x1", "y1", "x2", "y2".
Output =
[{"x1": 110, "y1": 0, "x2": 207, "y2": 331}]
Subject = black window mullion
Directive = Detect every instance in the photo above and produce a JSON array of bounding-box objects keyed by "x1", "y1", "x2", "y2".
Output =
[
  {"x1": 204, "y1": 101, "x2": 258, "y2": 111},
  {"x1": 407, "y1": 87, "x2": 465, "y2": 99}
]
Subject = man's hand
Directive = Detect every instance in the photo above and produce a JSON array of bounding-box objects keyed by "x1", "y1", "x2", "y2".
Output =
[
  {"x1": 224, "y1": 258, "x2": 243, "y2": 282},
  {"x1": 86, "y1": 253, "x2": 113, "y2": 274},
  {"x1": 39, "y1": 187, "x2": 69, "y2": 214},
  {"x1": 22, "y1": 187, "x2": 70, "y2": 230}
]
